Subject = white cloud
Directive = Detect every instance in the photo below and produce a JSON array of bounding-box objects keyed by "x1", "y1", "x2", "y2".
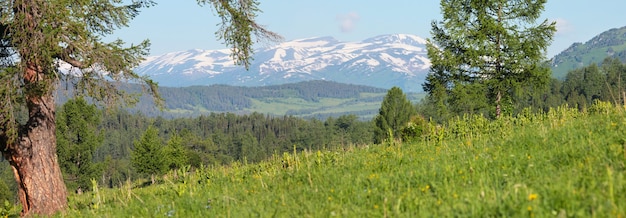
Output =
[
  {"x1": 551, "y1": 18, "x2": 573, "y2": 36},
  {"x1": 336, "y1": 12, "x2": 360, "y2": 33}
]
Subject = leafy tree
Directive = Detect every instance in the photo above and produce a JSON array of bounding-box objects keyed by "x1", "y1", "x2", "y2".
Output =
[
  {"x1": 56, "y1": 97, "x2": 103, "y2": 193},
  {"x1": 374, "y1": 87, "x2": 416, "y2": 144},
  {"x1": 424, "y1": 0, "x2": 556, "y2": 118},
  {"x1": 0, "y1": 0, "x2": 278, "y2": 215},
  {"x1": 131, "y1": 126, "x2": 166, "y2": 184}
]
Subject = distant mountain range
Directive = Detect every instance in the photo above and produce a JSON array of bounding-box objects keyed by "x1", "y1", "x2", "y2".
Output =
[
  {"x1": 136, "y1": 27, "x2": 626, "y2": 91},
  {"x1": 122, "y1": 27, "x2": 626, "y2": 119},
  {"x1": 134, "y1": 34, "x2": 430, "y2": 92},
  {"x1": 550, "y1": 26, "x2": 626, "y2": 79}
]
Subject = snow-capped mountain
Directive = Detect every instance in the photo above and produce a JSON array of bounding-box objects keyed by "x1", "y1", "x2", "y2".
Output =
[{"x1": 134, "y1": 34, "x2": 431, "y2": 92}]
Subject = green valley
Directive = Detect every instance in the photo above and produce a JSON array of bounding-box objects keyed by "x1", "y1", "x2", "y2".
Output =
[{"x1": 126, "y1": 80, "x2": 425, "y2": 120}]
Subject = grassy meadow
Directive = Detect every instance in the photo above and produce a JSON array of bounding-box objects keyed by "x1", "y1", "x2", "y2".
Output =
[{"x1": 49, "y1": 103, "x2": 626, "y2": 217}]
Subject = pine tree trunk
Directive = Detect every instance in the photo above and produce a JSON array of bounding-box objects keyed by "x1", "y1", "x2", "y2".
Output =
[
  {"x1": 2, "y1": 66, "x2": 68, "y2": 216},
  {"x1": 496, "y1": 91, "x2": 502, "y2": 118}
]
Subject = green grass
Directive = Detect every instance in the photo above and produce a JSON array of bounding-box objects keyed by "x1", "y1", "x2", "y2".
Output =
[
  {"x1": 246, "y1": 94, "x2": 386, "y2": 118},
  {"x1": 247, "y1": 97, "x2": 347, "y2": 114},
  {"x1": 158, "y1": 91, "x2": 425, "y2": 119},
  {"x1": 57, "y1": 104, "x2": 626, "y2": 217},
  {"x1": 244, "y1": 92, "x2": 424, "y2": 119},
  {"x1": 165, "y1": 104, "x2": 212, "y2": 114}
]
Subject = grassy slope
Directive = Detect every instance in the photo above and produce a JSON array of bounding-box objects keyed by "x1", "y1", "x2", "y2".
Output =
[
  {"x1": 61, "y1": 105, "x2": 626, "y2": 217},
  {"x1": 244, "y1": 92, "x2": 425, "y2": 120},
  {"x1": 551, "y1": 26, "x2": 626, "y2": 79}
]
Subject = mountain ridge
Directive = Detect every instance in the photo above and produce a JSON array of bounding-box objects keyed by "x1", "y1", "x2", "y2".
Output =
[
  {"x1": 550, "y1": 26, "x2": 626, "y2": 79},
  {"x1": 135, "y1": 28, "x2": 626, "y2": 95},
  {"x1": 134, "y1": 34, "x2": 430, "y2": 92}
]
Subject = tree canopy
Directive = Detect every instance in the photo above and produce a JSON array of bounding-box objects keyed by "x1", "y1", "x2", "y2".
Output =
[
  {"x1": 0, "y1": 0, "x2": 280, "y2": 215},
  {"x1": 374, "y1": 87, "x2": 416, "y2": 144},
  {"x1": 56, "y1": 97, "x2": 103, "y2": 193},
  {"x1": 424, "y1": 0, "x2": 556, "y2": 118},
  {"x1": 131, "y1": 125, "x2": 166, "y2": 183}
]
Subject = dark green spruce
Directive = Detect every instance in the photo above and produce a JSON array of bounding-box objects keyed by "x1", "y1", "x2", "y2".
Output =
[
  {"x1": 374, "y1": 87, "x2": 416, "y2": 144},
  {"x1": 56, "y1": 97, "x2": 103, "y2": 193}
]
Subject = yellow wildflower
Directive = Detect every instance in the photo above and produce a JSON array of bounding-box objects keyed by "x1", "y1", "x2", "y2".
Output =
[{"x1": 528, "y1": 193, "x2": 538, "y2": 201}]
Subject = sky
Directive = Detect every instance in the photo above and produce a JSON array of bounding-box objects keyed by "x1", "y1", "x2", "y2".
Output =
[{"x1": 110, "y1": 1, "x2": 626, "y2": 58}]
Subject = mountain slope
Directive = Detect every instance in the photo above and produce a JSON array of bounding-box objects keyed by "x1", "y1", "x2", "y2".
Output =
[
  {"x1": 551, "y1": 26, "x2": 626, "y2": 79},
  {"x1": 70, "y1": 80, "x2": 423, "y2": 120},
  {"x1": 134, "y1": 34, "x2": 430, "y2": 92}
]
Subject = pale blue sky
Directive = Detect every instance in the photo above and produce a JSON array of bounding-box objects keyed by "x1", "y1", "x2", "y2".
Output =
[{"x1": 111, "y1": 1, "x2": 626, "y2": 58}]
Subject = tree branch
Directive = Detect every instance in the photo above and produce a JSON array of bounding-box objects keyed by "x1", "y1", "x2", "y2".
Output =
[{"x1": 55, "y1": 47, "x2": 84, "y2": 69}]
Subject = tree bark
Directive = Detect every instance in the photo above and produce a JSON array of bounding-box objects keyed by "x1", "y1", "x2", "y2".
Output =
[
  {"x1": 496, "y1": 90, "x2": 502, "y2": 118},
  {"x1": 2, "y1": 65, "x2": 68, "y2": 216}
]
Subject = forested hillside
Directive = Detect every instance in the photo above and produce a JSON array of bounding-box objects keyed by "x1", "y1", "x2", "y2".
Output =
[
  {"x1": 57, "y1": 80, "x2": 424, "y2": 120},
  {"x1": 156, "y1": 80, "x2": 387, "y2": 111},
  {"x1": 76, "y1": 109, "x2": 373, "y2": 190},
  {"x1": 551, "y1": 26, "x2": 626, "y2": 79}
]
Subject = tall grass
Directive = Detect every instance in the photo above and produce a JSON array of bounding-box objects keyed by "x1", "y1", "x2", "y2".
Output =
[{"x1": 54, "y1": 102, "x2": 626, "y2": 217}]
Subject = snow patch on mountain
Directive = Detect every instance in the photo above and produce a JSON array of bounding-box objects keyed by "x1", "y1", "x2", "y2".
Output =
[{"x1": 134, "y1": 34, "x2": 432, "y2": 92}]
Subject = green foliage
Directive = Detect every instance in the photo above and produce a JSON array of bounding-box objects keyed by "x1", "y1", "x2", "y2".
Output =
[
  {"x1": 131, "y1": 126, "x2": 167, "y2": 179},
  {"x1": 0, "y1": 0, "x2": 281, "y2": 215},
  {"x1": 0, "y1": 199, "x2": 20, "y2": 218},
  {"x1": 235, "y1": 131, "x2": 264, "y2": 163},
  {"x1": 62, "y1": 103, "x2": 626, "y2": 217},
  {"x1": 58, "y1": 106, "x2": 377, "y2": 190},
  {"x1": 57, "y1": 97, "x2": 104, "y2": 192},
  {"x1": 162, "y1": 133, "x2": 187, "y2": 170},
  {"x1": 400, "y1": 115, "x2": 429, "y2": 143},
  {"x1": 561, "y1": 57, "x2": 626, "y2": 109},
  {"x1": 0, "y1": 163, "x2": 15, "y2": 206},
  {"x1": 0, "y1": 0, "x2": 160, "y2": 106},
  {"x1": 425, "y1": 0, "x2": 556, "y2": 118},
  {"x1": 199, "y1": 0, "x2": 282, "y2": 69},
  {"x1": 374, "y1": 87, "x2": 417, "y2": 144}
]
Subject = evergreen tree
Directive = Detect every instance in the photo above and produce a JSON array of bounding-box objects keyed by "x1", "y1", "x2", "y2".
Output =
[
  {"x1": 131, "y1": 126, "x2": 166, "y2": 184},
  {"x1": 374, "y1": 87, "x2": 416, "y2": 144},
  {"x1": 163, "y1": 133, "x2": 187, "y2": 170},
  {"x1": 562, "y1": 67, "x2": 588, "y2": 109},
  {"x1": 581, "y1": 64, "x2": 605, "y2": 103},
  {"x1": 56, "y1": 97, "x2": 103, "y2": 193},
  {"x1": 0, "y1": 0, "x2": 278, "y2": 214},
  {"x1": 422, "y1": 65, "x2": 451, "y2": 122},
  {"x1": 559, "y1": 57, "x2": 626, "y2": 108},
  {"x1": 424, "y1": 0, "x2": 556, "y2": 118},
  {"x1": 601, "y1": 57, "x2": 626, "y2": 105},
  {"x1": 237, "y1": 131, "x2": 263, "y2": 163}
]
